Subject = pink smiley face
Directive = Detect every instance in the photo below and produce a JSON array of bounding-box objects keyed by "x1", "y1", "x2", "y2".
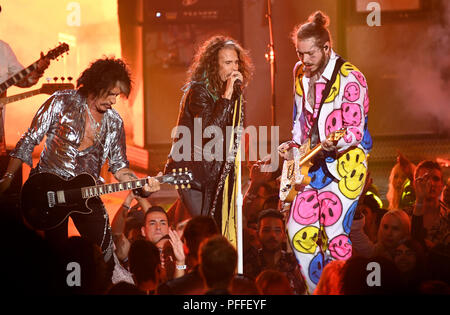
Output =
[
  {"x1": 318, "y1": 191, "x2": 342, "y2": 227},
  {"x1": 315, "y1": 83, "x2": 326, "y2": 105},
  {"x1": 329, "y1": 235, "x2": 352, "y2": 260},
  {"x1": 325, "y1": 110, "x2": 343, "y2": 138},
  {"x1": 344, "y1": 82, "x2": 360, "y2": 102},
  {"x1": 351, "y1": 71, "x2": 367, "y2": 87},
  {"x1": 292, "y1": 190, "x2": 320, "y2": 225},
  {"x1": 363, "y1": 92, "x2": 369, "y2": 115},
  {"x1": 343, "y1": 127, "x2": 363, "y2": 143},
  {"x1": 342, "y1": 103, "x2": 362, "y2": 126}
]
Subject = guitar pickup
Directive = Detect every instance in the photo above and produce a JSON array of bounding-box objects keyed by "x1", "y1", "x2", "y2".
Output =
[
  {"x1": 47, "y1": 191, "x2": 56, "y2": 208},
  {"x1": 56, "y1": 190, "x2": 66, "y2": 204}
]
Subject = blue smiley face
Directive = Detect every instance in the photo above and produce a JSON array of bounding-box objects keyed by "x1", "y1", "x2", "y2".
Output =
[
  {"x1": 308, "y1": 164, "x2": 333, "y2": 190},
  {"x1": 343, "y1": 200, "x2": 359, "y2": 234},
  {"x1": 361, "y1": 118, "x2": 372, "y2": 151},
  {"x1": 308, "y1": 253, "x2": 332, "y2": 285}
]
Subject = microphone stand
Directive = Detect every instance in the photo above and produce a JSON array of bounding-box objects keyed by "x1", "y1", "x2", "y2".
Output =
[{"x1": 265, "y1": 0, "x2": 276, "y2": 126}]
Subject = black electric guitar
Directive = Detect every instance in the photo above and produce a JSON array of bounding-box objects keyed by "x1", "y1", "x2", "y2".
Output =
[
  {"x1": 0, "y1": 83, "x2": 74, "y2": 106},
  {"x1": 279, "y1": 129, "x2": 345, "y2": 202},
  {"x1": 20, "y1": 168, "x2": 193, "y2": 231}
]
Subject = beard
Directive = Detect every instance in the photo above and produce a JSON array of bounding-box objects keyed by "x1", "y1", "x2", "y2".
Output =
[{"x1": 305, "y1": 51, "x2": 329, "y2": 78}]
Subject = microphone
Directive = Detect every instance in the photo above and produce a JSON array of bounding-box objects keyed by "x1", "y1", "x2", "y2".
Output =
[{"x1": 233, "y1": 79, "x2": 242, "y2": 95}]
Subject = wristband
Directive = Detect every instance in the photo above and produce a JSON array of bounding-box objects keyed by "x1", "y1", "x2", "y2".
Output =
[{"x1": 176, "y1": 264, "x2": 187, "y2": 270}]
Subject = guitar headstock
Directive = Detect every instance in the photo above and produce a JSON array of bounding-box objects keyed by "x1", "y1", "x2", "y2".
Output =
[
  {"x1": 160, "y1": 168, "x2": 193, "y2": 189},
  {"x1": 44, "y1": 43, "x2": 69, "y2": 60},
  {"x1": 40, "y1": 83, "x2": 74, "y2": 95},
  {"x1": 327, "y1": 128, "x2": 346, "y2": 142}
]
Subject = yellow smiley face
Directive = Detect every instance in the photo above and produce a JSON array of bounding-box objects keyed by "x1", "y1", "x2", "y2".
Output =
[
  {"x1": 292, "y1": 226, "x2": 329, "y2": 254},
  {"x1": 337, "y1": 148, "x2": 366, "y2": 178},
  {"x1": 295, "y1": 65, "x2": 305, "y2": 96},
  {"x1": 338, "y1": 163, "x2": 367, "y2": 199},
  {"x1": 324, "y1": 72, "x2": 340, "y2": 103},
  {"x1": 340, "y1": 62, "x2": 361, "y2": 77},
  {"x1": 292, "y1": 226, "x2": 319, "y2": 254}
]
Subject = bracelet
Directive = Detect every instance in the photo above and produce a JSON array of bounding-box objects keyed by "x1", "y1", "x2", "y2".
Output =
[
  {"x1": 3, "y1": 172, "x2": 14, "y2": 179},
  {"x1": 176, "y1": 264, "x2": 187, "y2": 270}
]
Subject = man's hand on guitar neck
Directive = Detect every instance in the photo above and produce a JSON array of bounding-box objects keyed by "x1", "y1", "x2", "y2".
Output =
[
  {"x1": 114, "y1": 168, "x2": 161, "y2": 198},
  {"x1": 321, "y1": 139, "x2": 337, "y2": 152}
]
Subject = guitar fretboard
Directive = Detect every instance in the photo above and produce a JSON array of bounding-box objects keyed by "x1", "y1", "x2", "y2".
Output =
[
  {"x1": 81, "y1": 178, "x2": 149, "y2": 199},
  {"x1": 0, "y1": 89, "x2": 41, "y2": 105},
  {"x1": 0, "y1": 62, "x2": 37, "y2": 94}
]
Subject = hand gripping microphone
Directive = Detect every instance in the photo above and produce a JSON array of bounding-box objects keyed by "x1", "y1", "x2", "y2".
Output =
[{"x1": 233, "y1": 79, "x2": 242, "y2": 95}]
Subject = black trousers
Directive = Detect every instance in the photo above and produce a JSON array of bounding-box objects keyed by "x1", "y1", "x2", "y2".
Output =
[{"x1": 44, "y1": 197, "x2": 114, "y2": 264}]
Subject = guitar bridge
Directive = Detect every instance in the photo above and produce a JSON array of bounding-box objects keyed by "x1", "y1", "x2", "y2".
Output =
[{"x1": 47, "y1": 191, "x2": 56, "y2": 208}]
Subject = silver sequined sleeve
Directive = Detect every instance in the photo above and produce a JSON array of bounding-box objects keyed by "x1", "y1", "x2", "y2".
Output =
[
  {"x1": 107, "y1": 112, "x2": 129, "y2": 174},
  {"x1": 11, "y1": 95, "x2": 58, "y2": 167}
]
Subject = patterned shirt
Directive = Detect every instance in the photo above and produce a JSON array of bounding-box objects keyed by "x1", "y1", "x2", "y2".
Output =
[{"x1": 244, "y1": 247, "x2": 307, "y2": 295}]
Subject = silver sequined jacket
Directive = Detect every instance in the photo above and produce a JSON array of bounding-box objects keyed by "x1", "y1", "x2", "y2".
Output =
[{"x1": 11, "y1": 90, "x2": 129, "y2": 182}]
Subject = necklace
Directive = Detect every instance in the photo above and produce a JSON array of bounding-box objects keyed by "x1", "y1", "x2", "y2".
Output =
[{"x1": 85, "y1": 103, "x2": 102, "y2": 143}]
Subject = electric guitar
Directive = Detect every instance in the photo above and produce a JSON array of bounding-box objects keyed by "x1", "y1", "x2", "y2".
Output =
[
  {"x1": 0, "y1": 83, "x2": 74, "y2": 106},
  {"x1": 20, "y1": 168, "x2": 193, "y2": 231},
  {"x1": 0, "y1": 43, "x2": 69, "y2": 155},
  {"x1": 279, "y1": 129, "x2": 345, "y2": 202},
  {"x1": 0, "y1": 43, "x2": 69, "y2": 94}
]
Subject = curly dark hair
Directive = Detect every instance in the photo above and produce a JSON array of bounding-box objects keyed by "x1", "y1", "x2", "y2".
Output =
[
  {"x1": 187, "y1": 35, "x2": 253, "y2": 97},
  {"x1": 76, "y1": 57, "x2": 132, "y2": 98}
]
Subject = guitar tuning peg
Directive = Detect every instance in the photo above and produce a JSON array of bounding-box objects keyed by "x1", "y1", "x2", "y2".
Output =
[
  {"x1": 187, "y1": 184, "x2": 191, "y2": 189},
  {"x1": 181, "y1": 184, "x2": 185, "y2": 189},
  {"x1": 175, "y1": 184, "x2": 179, "y2": 190},
  {"x1": 178, "y1": 168, "x2": 183, "y2": 173},
  {"x1": 61, "y1": 77, "x2": 65, "y2": 82},
  {"x1": 46, "y1": 77, "x2": 51, "y2": 82},
  {"x1": 67, "y1": 76, "x2": 73, "y2": 82},
  {"x1": 53, "y1": 76, "x2": 58, "y2": 82}
]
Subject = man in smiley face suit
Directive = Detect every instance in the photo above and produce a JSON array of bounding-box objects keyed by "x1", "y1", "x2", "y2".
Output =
[{"x1": 278, "y1": 11, "x2": 372, "y2": 294}]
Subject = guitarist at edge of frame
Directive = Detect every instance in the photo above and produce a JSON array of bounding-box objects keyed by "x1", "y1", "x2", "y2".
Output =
[
  {"x1": 0, "y1": 36, "x2": 51, "y2": 155},
  {"x1": 0, "y1": 57, "x2": 160, "y2": 273}
]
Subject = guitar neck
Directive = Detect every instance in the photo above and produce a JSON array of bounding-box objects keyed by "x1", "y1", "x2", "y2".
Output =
[
  {"x1": 80, "y1": 174, "x2": 182, "y2": 199},
  {"x1": 0, "y1": 88, "x2": 41, "y2": 105},
  {"x1": 298, "y1": 143, "x2": 324, "y2": 166},
  {"x1": 81, "y1": 177, "x2": 151, "y2": 199},
  {"x1": 0, "y1": 61, "x2": 38, "y2": 94}
]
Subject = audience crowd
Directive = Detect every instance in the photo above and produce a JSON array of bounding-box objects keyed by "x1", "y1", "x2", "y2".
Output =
[{"x1": 1, "y1": 155, "x2": 449, "y2": 295}]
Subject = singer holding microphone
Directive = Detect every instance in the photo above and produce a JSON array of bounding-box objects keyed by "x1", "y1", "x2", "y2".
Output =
[{"x1": 165, "y1": 35, "x2": 253, "y2": 237}]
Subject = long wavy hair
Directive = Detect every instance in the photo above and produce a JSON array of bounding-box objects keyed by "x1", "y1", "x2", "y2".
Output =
[{"x1": 187, "y1": 35, "x2": 253, "y2": 97}]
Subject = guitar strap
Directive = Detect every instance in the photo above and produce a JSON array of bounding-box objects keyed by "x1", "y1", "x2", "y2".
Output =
[{"x1": 308, "y1": 56, "x2": 345, "y2": 149}]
